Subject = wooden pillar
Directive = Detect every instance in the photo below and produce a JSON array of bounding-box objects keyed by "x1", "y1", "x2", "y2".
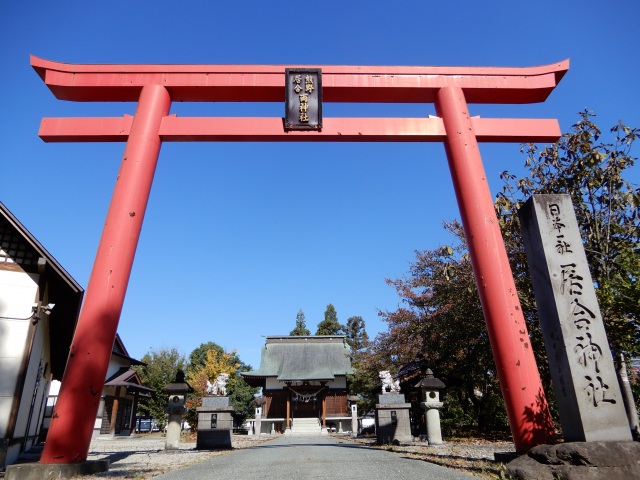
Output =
[
  {"x1": 129, "y1": 390, "x2": 139, "y2": 436},
  {"x1": 321, "y1": 394, "x2": 327, "y2": 428},
  {"x1": 109, "y1": 387, "x2": 122, "y2": 436},
  {"x1": 285, "y1": 385, "x2": 291, "y2": 429}
]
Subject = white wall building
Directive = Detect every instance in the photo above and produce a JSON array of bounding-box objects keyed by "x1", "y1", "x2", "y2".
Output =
[{"x1": 0, "y1": 202, "x2": 83, "y2": 471}]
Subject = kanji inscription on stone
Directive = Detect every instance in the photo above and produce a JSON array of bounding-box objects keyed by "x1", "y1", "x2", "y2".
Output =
[{"x1": 519, "y1": 194, "x2": 631, "y2": 442}]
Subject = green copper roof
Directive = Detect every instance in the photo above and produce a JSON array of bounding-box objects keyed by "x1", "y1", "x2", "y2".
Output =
[{"x1": 242, "y1": 336, "x2": 353, "y2": 383}]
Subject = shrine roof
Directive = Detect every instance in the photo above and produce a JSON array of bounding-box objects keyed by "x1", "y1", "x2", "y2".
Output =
[
  {"x1": 104, "y1": 367, "x2": 154, "y2": 394},
  {"x1": 241, "y1": 336, "x2": 353, "y2": 386}
]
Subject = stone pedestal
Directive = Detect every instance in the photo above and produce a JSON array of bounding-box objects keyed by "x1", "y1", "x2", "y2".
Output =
[
  {"x1": 421, "y1": 401, "x2": 444, "y2": 445},
  {"x1": 375, "y1": 393, "x2": 412, "y2": 445},
  {"x1": 351, "y1": 404, "x2": 358, "y2": 437},
  {"x1": 165, "y1": 413, "x2": 183, "y2": 450},
  {"x1": 253, "y1": 407, "x2": 262, "y2": 437},
  {"x1": 5, "y1": 461, "x2": 109, "y2": 480},
  {"x1": 197, "y1": 396, "x2": 234, "y2": 449}
]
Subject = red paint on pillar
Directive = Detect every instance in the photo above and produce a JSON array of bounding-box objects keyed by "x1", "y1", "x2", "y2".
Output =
[
  {"x1": 435, "y1": 86, "x2": 555, "y2": 453},
  {"x1": 40, "y1": 84, "x2": 171, "y2": 464}
]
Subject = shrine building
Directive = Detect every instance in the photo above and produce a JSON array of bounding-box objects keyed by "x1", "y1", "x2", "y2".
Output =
[{"x1": 241, "y1": 336, "x2": 353, "y2": 434}]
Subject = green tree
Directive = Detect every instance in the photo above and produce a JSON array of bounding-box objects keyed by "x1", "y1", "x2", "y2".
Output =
[
  {"x1": 230, "y1": 362, "x2": 258, "y2": 424},
  {"x1": 290, "y1": 309, "x2": 311, "y2": 336},
  {"x1": 496, "y1": 111, "x2": 640, "y2": 356},
  {"x1": 345, "y1": 316, "x2": 369, "y2": 352},
  {"x1": 184, "y1": 343, "x2": 258, "y2": 430},
  {"x1": 316, "y1": 303, "x2": 344, "y2": 335},
  {"x1": 343, "y1": 316, "x2": 373, "y2": 413},
  {"x1": 135, "y1": 347, "x2": 187, "y2": 431},
  {"x1": 186, "y1": 341, "x2": 224, "y2": 375}
]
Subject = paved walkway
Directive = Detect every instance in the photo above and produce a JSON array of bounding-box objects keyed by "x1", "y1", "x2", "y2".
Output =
[{"x1": 153, "y1": 435, "x2": 482, "y2": 480}]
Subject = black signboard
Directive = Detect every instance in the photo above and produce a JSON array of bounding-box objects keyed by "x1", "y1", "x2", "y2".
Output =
[{"x1": 284, "y1": 68, "x2": 322, "y2": 131}]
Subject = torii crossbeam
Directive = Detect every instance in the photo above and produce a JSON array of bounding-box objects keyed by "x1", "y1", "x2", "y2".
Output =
[{"x1": 32, "y1": 56, "x2": 569, "y2": 462}]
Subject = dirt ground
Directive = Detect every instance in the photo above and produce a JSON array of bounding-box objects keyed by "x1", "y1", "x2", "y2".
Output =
[
  {"x1": 70, "y1": 433, "x2": 274, "y2": 479},
  {"x1": 350, "y1": 435, "x2": 516, "y2": 480}
]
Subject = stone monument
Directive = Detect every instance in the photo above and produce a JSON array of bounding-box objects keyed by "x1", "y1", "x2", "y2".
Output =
[
  {"x1": 375, "y1": 370, "x2": 412, "y2": 444},
  {"x1": 197, "y1": 373, "x2": 234, "y2": 449},
  {"x1": 508, "y1": 195, "x2": 639, "y2": 480},
  {"x1": 519, "y1": 195, "x2": 631, "y2": 442},
  {"x1": 349, "y1": 396, "x2": 359, "y2": 438}
]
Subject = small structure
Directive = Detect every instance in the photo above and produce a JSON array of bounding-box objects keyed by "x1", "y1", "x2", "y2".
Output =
[
  {"x1": 196, "y1": 396, "x2": 234, "y2": 449},
  {"x1": 415, "y1": 369, "x2": 445, "y2": 445},
  {"x1": 97, "y1": 335, "x2": 152, "y2": 437},
  {"x1": 44, "y1": 335, "x2": 152, "y2": 439},
  {"x1": 375, "y1": 371, "x2": 412, "y2": 445},
  {"x1": 163, "y1": 371, "x2": 192, "y2": 450},
  {"x1": 248, "y1": 397, "x2": 266, "y2": 437},
  {"x1": 241, "y1": 336, "x2": 353, "y2": 435}
]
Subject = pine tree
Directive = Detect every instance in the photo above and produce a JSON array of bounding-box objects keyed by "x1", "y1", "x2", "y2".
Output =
[
  {"x1": 290, "y1": 309, "x2": 311, "y2": 336},
  {"x1": 345, "y1": 316, "x2": 369, "y2": 352},
  {"x1": 316, "y1": 303, "x2": 344, "y2": 335}
]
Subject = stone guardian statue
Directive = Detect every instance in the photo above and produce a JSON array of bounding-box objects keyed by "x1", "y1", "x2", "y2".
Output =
[
  {"x1": 206, "y1": 373, "x2": 230, "y2": 396},
  {"x1": 379, "y1": 370, "x2": 401, "y2": 393}
]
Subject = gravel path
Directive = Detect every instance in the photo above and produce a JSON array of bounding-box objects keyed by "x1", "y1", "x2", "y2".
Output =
[{"x1": 75, "y1": 434, "x2": 272, "y2": 479}]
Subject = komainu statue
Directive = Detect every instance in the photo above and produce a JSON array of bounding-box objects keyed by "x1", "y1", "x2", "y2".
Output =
[
  {"x1": 379, "y1": 370, "x2": 401, "y2": 393},
  {"x1": 206, "y1": 373, "x2": 229, "y2": 396}
]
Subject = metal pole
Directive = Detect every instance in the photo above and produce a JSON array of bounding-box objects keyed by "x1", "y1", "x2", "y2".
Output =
[
  {"x1": 435, "y1": 86, "x2": 555, "y2": 453},
  {"x1": 617, "y1": 354, "x2": 640, "y2": 439},
  {"x1": 40, "y1": 84, "x2": 171, "y2": 463}
]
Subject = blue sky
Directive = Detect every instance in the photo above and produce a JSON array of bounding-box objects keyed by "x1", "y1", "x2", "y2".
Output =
[{"x1": 2, "y1": 1, "x2": 639, "y2": 370}]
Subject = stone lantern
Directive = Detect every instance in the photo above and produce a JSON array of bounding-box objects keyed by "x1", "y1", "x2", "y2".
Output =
[
  {"x1": 415, "y1": 368, "x2": 445, "y2": 445},
  {"x1": 347, "y1": 395, "x2": 360, "y2": 437},
  {"x1": 163, "y1": 370, "x2": 193, "y2": 450}
]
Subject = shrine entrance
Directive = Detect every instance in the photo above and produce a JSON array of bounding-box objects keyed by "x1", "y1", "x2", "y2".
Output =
[
  {"x1": 31, "y1": 56, "x2": 569, "y2": 461},
  {"x1": 291, "y1": 392, "x2": 320, "y2": 419}
]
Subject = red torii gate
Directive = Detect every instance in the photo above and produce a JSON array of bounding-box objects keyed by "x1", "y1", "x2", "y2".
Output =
[{"x1": 32, "y1": 56, "x2": 568, "y2": 461}]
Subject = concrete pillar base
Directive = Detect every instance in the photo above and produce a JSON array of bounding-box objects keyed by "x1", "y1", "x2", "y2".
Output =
[{"x1": 5, "y1": 460, "x2": 109, "y2": 480}]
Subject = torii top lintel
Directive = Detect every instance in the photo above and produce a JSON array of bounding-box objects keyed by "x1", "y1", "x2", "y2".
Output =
[{"x1": 31, "y1": 55, "x2": 569, "y2": 104}]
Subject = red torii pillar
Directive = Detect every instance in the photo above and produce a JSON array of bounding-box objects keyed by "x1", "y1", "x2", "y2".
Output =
[{"x1": 32, "y1": 56, "x2": 568, "y2": 460}]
